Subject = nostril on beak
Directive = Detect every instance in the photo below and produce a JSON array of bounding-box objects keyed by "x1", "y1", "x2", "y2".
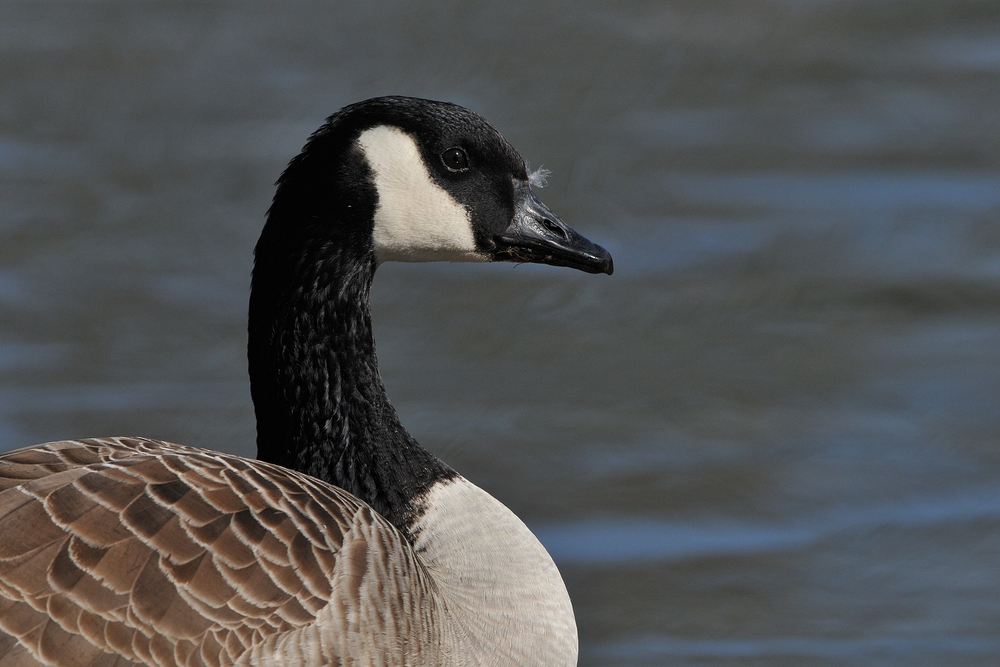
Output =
[{"x1": 541, "y1": 218, "x2": 568, "y2": 241}]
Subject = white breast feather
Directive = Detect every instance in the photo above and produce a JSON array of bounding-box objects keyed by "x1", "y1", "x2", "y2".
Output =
[{"x1": 411, "y1": 477, "x2": 578, "y2": 667}]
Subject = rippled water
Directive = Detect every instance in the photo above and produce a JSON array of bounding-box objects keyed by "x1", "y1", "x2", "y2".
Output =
[{"x1": 2, "y1": 2, "x2": 999, "y2": 665}]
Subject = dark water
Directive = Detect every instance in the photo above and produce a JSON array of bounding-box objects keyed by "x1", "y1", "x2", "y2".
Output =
[{"x1": 2, "y1": 2, "x2": 1000, "y2": 665}]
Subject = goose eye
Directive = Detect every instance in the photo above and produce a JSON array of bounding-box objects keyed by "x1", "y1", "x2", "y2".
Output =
[{"x1": 441, "y1": 147, "x2": 469, "y2": 171}]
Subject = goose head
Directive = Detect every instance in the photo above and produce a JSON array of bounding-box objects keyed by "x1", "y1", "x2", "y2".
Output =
[{"x1": 259, "y1": 95, "x2": 613, "y2": 279}]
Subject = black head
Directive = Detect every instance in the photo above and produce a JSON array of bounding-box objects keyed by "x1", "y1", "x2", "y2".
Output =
[{"x1": 265, "y1": 96, "x2": 613, "y2": 275}]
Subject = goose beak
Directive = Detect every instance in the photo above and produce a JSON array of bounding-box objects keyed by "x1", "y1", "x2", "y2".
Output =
[{"x1": 492, "y1": 180, "x2": 614, "y2": 275}]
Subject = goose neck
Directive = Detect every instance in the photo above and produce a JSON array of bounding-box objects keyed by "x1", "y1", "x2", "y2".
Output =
[{"x1": 249, "y1": 200, "x2": 453, "y2": 533}]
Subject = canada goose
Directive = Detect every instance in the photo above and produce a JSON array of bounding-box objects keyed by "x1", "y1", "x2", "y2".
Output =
[{"x1": 0, "y1": 96, "x2": 612, "y2": 667}]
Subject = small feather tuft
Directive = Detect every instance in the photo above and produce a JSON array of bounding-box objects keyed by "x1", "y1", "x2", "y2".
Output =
[{"x1": 526, "y1": 164, "x2": 552, "y2": 189}]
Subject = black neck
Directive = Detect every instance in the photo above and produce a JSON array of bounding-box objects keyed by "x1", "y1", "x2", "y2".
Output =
[{"x1": 248, "y1": 138, "x2": 454, "y2": 533}]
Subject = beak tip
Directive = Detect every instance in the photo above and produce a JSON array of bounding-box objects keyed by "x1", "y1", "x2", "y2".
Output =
[{"x1": 589, "y1": 246, "x2": 613, "y2": 275}]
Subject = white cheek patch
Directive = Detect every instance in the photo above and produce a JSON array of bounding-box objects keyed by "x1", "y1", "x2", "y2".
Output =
[{"x1": 357, "y1": 125, "x2": 485, "y2": 264}]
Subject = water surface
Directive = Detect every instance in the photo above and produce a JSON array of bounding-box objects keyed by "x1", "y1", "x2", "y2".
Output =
[{"x1": 2, "y1": 2, "x2": 999, "y2": 665}]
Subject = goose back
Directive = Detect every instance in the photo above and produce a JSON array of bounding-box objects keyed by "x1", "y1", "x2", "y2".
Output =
[{"x1": 0, "y1": 437, "x2": 451, "y2": 667}]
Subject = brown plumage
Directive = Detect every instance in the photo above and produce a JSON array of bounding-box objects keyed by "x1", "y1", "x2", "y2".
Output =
[{"x1": 0, "y1": 438, "x2": 445, "y2": 667}]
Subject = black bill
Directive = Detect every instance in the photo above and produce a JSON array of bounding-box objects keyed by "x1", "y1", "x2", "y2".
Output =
[{"x1": 492, "y1": 180, "x2": 614, "y2": 275}]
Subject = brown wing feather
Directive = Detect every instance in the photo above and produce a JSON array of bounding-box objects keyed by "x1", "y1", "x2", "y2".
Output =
[{"x1": 0, "y1": 438, "x2": 440, "y2": 667}]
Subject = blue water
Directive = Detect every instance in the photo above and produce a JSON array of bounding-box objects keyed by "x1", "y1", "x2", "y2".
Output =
[
  {"x1": 1, "y1": 1, "x2": 999, "y2": 665},
  {"x1": 536, "y1": 489, "x2": 1000, "y2": 564}
]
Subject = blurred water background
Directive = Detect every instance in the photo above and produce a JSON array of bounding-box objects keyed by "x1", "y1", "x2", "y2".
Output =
[{"x1": 2, "y1": 2, "x2": 999, "y2": 665}]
